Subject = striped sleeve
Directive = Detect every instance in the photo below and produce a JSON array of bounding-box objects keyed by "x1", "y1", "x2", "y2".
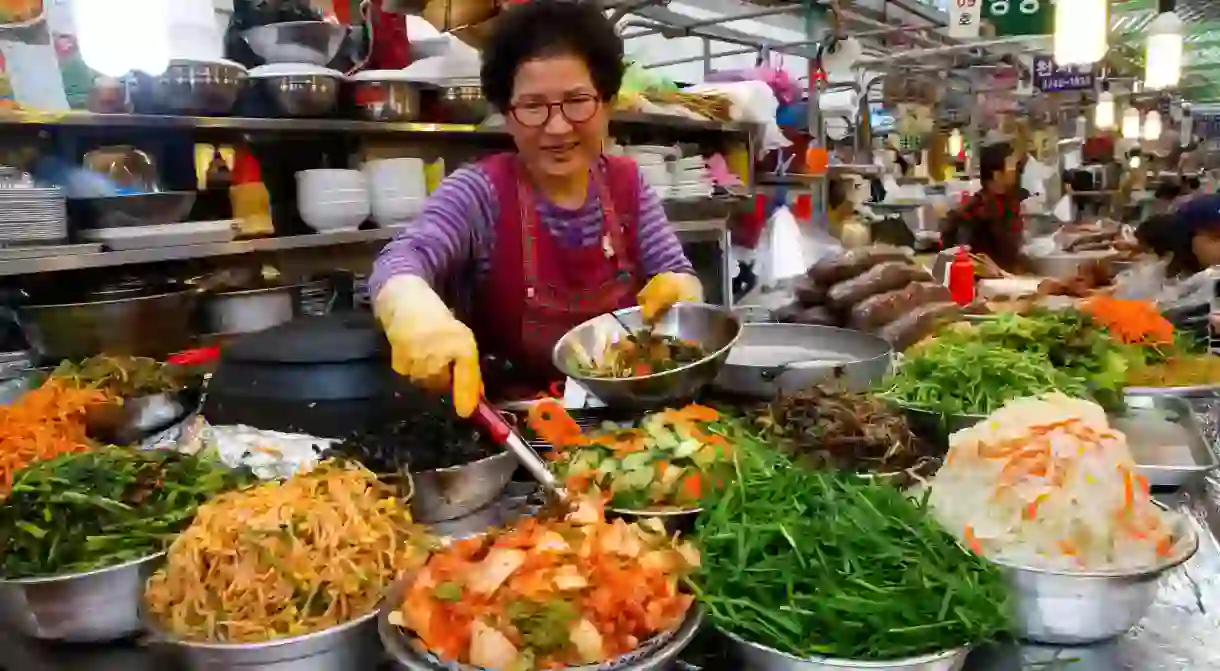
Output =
[
  {"x1": 633, "y1": 172, "x2": 695, "y2": 277},
  {"x1": 368, "y1": 166, "x2": 497, "y2": 300}
]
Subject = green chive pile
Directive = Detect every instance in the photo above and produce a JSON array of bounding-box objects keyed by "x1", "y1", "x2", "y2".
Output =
[
  {"x1": 693, "y1": 441, "x2": 1010, "y2": 661},
  {"x1": 0, "y1": 448, "x2": 251, "y2": 578}
]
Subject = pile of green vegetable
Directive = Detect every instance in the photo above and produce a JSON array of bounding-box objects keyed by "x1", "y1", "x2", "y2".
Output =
[
  {"x1": 693, "y1": 441, "x2": 1010, "y2": 660},
  {"x1": 881, "y1": 310, "x2": 1129, "y2": 416},
  {"x1": 0, "y1": 448, "x2": 250, "y2": 578},
  {"x1": 52, "y1": 354, "x2": 192, "y2": 397}
]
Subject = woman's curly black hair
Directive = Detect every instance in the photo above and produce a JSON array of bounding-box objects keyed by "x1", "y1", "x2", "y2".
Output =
[{"x1": 480, "y1": 0, "x2": 626, "y2": 112}]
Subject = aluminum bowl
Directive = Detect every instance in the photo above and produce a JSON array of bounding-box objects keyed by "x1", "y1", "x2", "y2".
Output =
[
  {"x1": 0, "y1": 552, "x2": 163, "y2": 642},
  {"x1": 992, "y1": 508, "x2": 1198, "y2": 645},
  {"x1": 436, "y1": 84, "x2": 491, "y2": 124},
  {"x1": 134, "y1": 59, "x2": 247, "y2": 115},
  {"x1": 149, "y1": 608, "x2": 382, "y2": 670},
  {"x1": 722, "y1": 629, "x2": 969, "y2": 671},
  {"x1": 256, "y1": 73, "x2": 341, "y2": 117},
  {"x1": 243, "y1": 21, "x2": 346, "y2": 65},
  {"x1": 409, "y1": 450, "x2": 518, "y2": 523},
  {"x1": 69, "y1": 191, "x2": 197, "y2": 229},
  {"x1": 379, "y1": 571, "x2": 705, "y2": 670},
  {"x1": 352, "y1": 79, "x2": 423, "y2": 122},
  {"x1": 553, "y1": 303, "x2": 742, "y2": 408}
]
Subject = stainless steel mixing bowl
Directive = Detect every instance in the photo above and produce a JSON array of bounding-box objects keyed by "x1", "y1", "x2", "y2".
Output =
[
  {"x1": 0, "y1": 553, "x2": 164, "y2": 642},
  {"x1": 408, "y1": 450, "x2": 518, "y2": 523},
  {"x1": 137, "y1": 59, "x2": 247, "y2": 115},
  {"x1": 553, "y1": 303, "x2": 741, "y2": 408},
  {"x1": 243, "y1": 21, "x2": 346, "y2": 66},
  {"x1": 722, "y1": 628, "x2": 970, "y2": 671},
  {"x1": 435, "y1": 84, "x2": 491, "y2": 124},
  {"x1": 256, "y1": 73, "x2": 341, "y2": 117}
]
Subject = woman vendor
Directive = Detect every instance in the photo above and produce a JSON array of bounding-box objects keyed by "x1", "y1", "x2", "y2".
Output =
[
  {"x1": 1137, "y1": 194, "x2": 1220, "y2": 277},
  {"x1": 941, "y1": 142, "x2": 1026, "y2": 272},
  {"x1": 370, "y1": 0, "x2": 702, "y2": 418}
]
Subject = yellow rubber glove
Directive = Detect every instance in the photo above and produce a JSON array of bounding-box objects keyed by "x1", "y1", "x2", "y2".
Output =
[
  {"x1": 374, "y1": 275, "x2": 482, "y2": 418},
  {"x1": 637, "y1": 272, "x2": 704, "y2": 322}
]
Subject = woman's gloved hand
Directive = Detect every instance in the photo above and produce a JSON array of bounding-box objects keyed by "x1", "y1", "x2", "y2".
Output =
[
  {"x1": 374, "y1": 275, "x2": 482, "y2": 418},
  {"x1": 637, "y1": 272, "x2": 704, "y2": 322}
]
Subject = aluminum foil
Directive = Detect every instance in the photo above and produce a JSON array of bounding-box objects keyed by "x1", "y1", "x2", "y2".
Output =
[{"x1": 966, "y1": 398, "x2": 1220, "y2": 670}]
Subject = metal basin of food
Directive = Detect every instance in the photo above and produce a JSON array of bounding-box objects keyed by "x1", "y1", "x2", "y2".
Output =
[
  {"x1": 991, "y1": 509, "x2": 1198, "y2": 645},
  {"x1": 0, "y1": 553, "x2": 164, "y2": 642},
  {"x1": 1026, "y1": 250, "x2": 1119, "y2": 279},
  {"x1": 379, "y1": 572, "x2": 706, "y2": 670},
  {"x1": 18, "y1": 288, "x2": 199, "y2": 360},
  {"x1": 721, "y1": 628, "x2": 970, "y2": 671},
  {"x1": 408, "y1": 450, "x2": 519, "y2": 523},
  {"x1": 243, "y1": 21, "x2": 346, "y2": 65},
  {"x1": 714, "y1": 323, "x2": 893, "y2": 398},
  {"x1": 149, "y1": 608, "x2": 382, "y2": 670},
  {"x1": 130, "y1": 59, "x2": 247, "y2": 115},
  {"x1": 553, "y1": 303, "x2": 742, "y2": 408}
]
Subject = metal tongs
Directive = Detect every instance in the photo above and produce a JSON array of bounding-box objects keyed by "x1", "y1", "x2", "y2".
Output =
[{"x1": 470, "y1": 398, "x2": 567, "y2": 501}]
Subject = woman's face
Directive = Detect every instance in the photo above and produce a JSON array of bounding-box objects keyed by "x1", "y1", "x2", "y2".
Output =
[
  {"x1": 506, "y1": 54, "x2": 609, "y2": 181},
  {"x1": 1192, "y1": 229, "x2": 1220, "y2": 269}
]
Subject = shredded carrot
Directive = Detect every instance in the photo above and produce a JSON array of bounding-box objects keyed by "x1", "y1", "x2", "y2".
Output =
[
  {"x1": 0, "y1": 378, "x2": 110, "y2": 494},
  {"x1": 1082, "y1": 296, "x2": 1175, "y2": 346}
]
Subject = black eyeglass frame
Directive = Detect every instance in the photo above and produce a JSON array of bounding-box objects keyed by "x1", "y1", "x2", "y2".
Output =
[{"x1": 506, "y1": 95, "x2": 602, "y2": 128}]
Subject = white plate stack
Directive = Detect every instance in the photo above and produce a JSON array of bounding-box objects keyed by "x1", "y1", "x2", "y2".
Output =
[
  {"x1": 0, "y1": 184, "x2": 68, "y2": 245},
  {"x1": 669, "y1": 155, "x2": 714, "y2": 200},
  {"x1": 625, "y1": 145, "x2": 678, "y2": 199}
]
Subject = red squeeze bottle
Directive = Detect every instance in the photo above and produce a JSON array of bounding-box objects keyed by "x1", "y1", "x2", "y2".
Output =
[{"x1": 948, "y1": 247, "x2": 975, "y2": 306}]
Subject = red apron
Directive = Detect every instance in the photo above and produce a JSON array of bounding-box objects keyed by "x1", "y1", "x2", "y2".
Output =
[{"x1": 472, "y1": 153, "x2": 642, "y2": 392}]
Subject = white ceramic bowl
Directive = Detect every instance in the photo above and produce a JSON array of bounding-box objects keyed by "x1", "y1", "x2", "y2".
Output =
[
  {"x1": 363, "y1": 159, "x2": 427, "y2": 199},
  {"x1": 372, "y1": 195, "x2": 425, "y2": 225},
  {"x1": 300, "y1": 200, "x2": 370, "y2": 232},
  {"x1": 296, "y1": 169, "x2": 366, "y2": 193},
  {"x1": 299, "y1": 187, "x2": 370, "y2": 202}
]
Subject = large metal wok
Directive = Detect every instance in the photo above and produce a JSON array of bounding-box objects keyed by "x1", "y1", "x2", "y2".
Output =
[{"x1": 713, "y1": 323, "x2": 893, "y2": 398}]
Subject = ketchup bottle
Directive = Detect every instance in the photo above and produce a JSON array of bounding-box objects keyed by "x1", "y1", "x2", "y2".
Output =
[{"x1": 948, "y1": 247, "x2": 975, "y2": 306}]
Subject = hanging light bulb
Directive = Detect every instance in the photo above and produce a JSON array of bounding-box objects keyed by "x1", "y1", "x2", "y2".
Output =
[
  {"x1": 73, "y1": 0, "x2": 169, "y2": 77},
  {"x1": 1129, "y1": 154, "x2": 1142, "y2": 169},
  {"x1": 1054, "y1": 0, "x2": 1109, "y2": 66},
  {"x1": 1145, "y1": 2, "x2": 1184, "y2": 90},
  {"x1": 947, "y1": 128, "x2": 964, "y2": 157},
  {"x1": 1076, "y1": 114, "x2": 1089, "y2": 139},
  {"x1": 1122, "y1": 107, "x2": 1142, "y2": 140},
  {"x1": 1095, "y1": 82, "x2": 1116, "y2": 131},
  {"x1": 1143, "y1": 110, "x2": 1163, "y2": 142}
]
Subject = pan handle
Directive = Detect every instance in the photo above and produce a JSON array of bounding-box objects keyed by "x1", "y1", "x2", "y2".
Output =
[{"x1": 759, "y1": 359, "x2": 848, "y2": 383}]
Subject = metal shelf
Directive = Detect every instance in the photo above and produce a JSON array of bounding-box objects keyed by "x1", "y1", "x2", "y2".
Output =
[
  {"x1": 0, "y1": 219, "x2": 728, "y2": 276},
  {"x1": 0, "y1": 110, "x2": 751, "y2": 135}
]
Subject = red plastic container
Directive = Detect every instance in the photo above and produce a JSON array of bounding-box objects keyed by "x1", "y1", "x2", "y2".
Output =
[{"x1": 948, "y1": 247, "x2": 975, "y2": 306}]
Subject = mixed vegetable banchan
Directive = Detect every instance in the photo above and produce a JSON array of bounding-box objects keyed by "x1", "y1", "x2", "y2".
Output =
[{"x1": 576, "y1": 331, "x2": 708, "y2": 378}]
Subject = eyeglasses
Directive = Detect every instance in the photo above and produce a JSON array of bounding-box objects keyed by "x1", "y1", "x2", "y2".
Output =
[{"x1": 508, "y1": 94, "x2": 601, "y2": 128}]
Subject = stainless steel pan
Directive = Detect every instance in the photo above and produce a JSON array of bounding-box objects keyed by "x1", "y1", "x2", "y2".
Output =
[{"x1": 713, "y1": 323, "x2": 893, "y2": 398}]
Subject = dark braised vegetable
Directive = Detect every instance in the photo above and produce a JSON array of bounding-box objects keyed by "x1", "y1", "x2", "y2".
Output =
[
  {"x1": 751, "y1": 386, "x2": 936, "y2": 477},
  {"x1": 329, "y1": 387, "x2": 496, "y2": 473},
  {"x1": 580, "y1": 332, "x2": 707, "y2": 378},
  {"x1": 0, "y1": 448, "x2": 250, "y2": 578},
  {"x1": 52, "y1": 354, "x2": 192, "y2": 397}
]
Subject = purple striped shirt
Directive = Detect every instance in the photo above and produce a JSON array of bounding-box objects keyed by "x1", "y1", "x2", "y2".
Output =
[{"x1": 368, "y1": 159, "x2": 694, "y2": 302}]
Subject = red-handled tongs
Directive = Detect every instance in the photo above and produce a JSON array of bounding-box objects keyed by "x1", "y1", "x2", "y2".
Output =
[{"x1": 470, "y1": 398, "x2": 566, "y2": 500}]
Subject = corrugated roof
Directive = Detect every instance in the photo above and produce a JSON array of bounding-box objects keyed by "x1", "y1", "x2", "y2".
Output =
[{"x1": 1114, "y1": 0, "x2": 1220, "y2": 99}]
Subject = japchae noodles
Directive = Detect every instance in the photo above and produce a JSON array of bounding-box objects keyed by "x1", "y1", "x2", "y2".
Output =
[
  {"x1": 144, "y1": 461, "x2": 430, "y2": 642},
  {"x1": 579, "y1": 331, "x2": 707, "y2": 378}
]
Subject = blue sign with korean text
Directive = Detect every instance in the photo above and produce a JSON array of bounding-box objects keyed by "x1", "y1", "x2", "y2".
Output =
[{"x1": 1032, "y1": 55, "x2": 1095, "y2": 92}]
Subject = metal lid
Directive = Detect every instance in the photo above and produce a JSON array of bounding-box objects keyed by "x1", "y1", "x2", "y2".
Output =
[{"x1": 221, "y1": 312, "x2": 387, "y2": 364}]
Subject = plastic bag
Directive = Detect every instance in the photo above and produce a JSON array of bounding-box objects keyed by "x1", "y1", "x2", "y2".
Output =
[{"x1": 755, "y1": 206, "x2": 809, "y2": 288}]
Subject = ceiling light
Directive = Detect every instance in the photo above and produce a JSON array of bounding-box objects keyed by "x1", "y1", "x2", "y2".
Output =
[
  {"x1": 1145, "y1": 1, "x2": 1183, "y2": 90},
  {"x1": 1143, "y1": 110, "x2": 1163, "y2": 142},
  {"x1": 73, "y1": 0, "x2": 169, "y2": 77},
  {"x1": 1095, "y1": 83, "x2": 1116, "y2": 131},
  {"x1": 1054, "y1": 0, "x2": 1109, "y2": 66},
  {"x1": 1122, "y1": 107, "x2": 1142, "y2": 140}
]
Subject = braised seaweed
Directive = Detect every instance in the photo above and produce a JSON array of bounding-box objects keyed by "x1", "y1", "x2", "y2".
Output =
[{"x1": 329, "y1": 387, "x2": 497, "y2": 473}]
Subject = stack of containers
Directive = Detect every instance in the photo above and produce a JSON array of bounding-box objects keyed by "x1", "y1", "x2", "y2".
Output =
[
  {"x1": 669, "y1": 155, "x2": 714, "y2": 199},
  {"x1": 624, "y1": 145, "x2": 677, "y2": 199}
]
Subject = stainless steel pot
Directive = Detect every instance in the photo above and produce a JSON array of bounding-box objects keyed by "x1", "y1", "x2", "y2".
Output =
[
  {"x1": 255, "y1": 74, "x2": 340, "y2": 117},
  {"x1": 714, "y1": 324, "x2": 893, "y2": 398},
  {"x1": 0, "y1": 553, "x2": 163, "y2": 642},
  {"x1": 722, "y1": 629, "x2": 970, "y2": 671},
  {"x1": 201, "y1": 284, "x2": 303, "y2": 335},
  {"x1": 18, "y1": 288, "x2": 199, "y2": 360},
  {"x1": 352, "y1": 80, "x2": 422, "y2": 121},
  {"x1": 130, "y1": 59, "x2": 247, "y2": 115},
  {"x1": 435, "y1": 84, "x2": 490, "y2": 124}
]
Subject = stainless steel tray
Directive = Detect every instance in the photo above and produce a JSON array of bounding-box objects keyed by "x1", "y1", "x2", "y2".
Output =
[
  {"x1": 1118, "y1": 396, "x2": 1219, "y2": 489},
  {"x1": 1126, "y1": 382, "x2": 1220, "y2": 398}
]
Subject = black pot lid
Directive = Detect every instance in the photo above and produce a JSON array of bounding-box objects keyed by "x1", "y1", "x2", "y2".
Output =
[{"x1": 221, "y1": 312, "x2": 389, "y2": 364}]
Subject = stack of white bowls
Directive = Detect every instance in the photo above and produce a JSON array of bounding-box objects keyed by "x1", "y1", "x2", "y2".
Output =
[
  {"x1": 296, "y1": 169, "x2": 370, "y2": 233},
  {"x1": 625, "y1": 145, "x2": 676, "y2": 199},
  {"x1": 669, "y1": 156, "x2": 714, "y2": 200},
  {"x1": 362, "y1": 158, "x2": 427, "y2": 226}
]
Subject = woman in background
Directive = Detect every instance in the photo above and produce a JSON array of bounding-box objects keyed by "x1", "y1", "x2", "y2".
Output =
[{"x1": 940, "y1": 142, "x2": 1026, "y2": 272}]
